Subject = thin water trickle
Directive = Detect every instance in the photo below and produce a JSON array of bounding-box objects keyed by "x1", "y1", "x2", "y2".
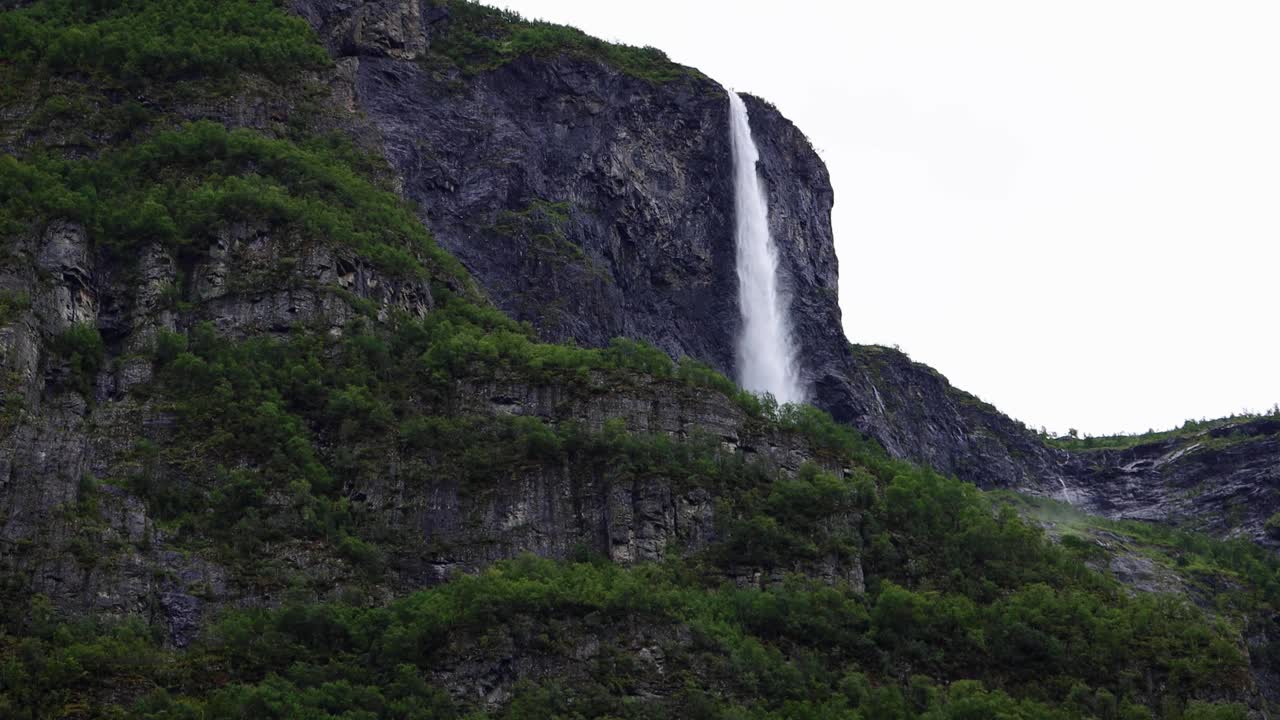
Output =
[
  {"x1": 1058, "y1": 477, "x2": 1075, "y2": 505},
  {"x1": 728, "y1": 91, "x2": 804, "y2": 404}
]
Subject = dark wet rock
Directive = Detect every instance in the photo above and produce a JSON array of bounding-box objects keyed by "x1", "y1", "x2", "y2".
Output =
[
  {"x1": 1066, "y1": 419, "x2": 1280, "y2": 546},
  {"x1": 289, "y1": 7, "x2": 1082, "y2": 500},
  {"x1": 353, "y1": 50, "x2": 741, "y2": 370},
  {"x1": 0, "y1": 210, "x2": 862, "y2": 645},
  {"x1": 337, "y1": 29, "x2": 1279, "y2": 548},
  {"x1": 290, "y1": 0, "x2": 435, "y2": 59}
]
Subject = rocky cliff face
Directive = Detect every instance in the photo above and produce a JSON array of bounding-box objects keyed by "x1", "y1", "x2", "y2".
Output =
[
  {"x1": 0, "y1": 218, "x2": 419, "y2": 641},
  {"x1": 0, "y1": 217, "x2": 861, "y2": 647},
  {"x1": 0, "y1": 0, "x2": 1271, "y2": 624},
  {"x1": 290, "y1": 0, "x2": 848, "y2": 395},
  {"x1": 835, "y1": 344, "x2": 1070, "y2": 490},
  {"x1": 1067, "y1": 418, "x2": 1280, "y2": 545},
  {"x1": 3, "y1": 0, "x2": 1263, "y2": 602},
  {"x1": 0, "y1": 0, "x2": 951, "y2": 662},
  {"x1": 287, "y1": 0, "x2": 1036, "y2": 487},
  {"x1": 0, "y1": 0, "x2": 883, "y2": 661},
  {"x1": 284, "y1": 0, "x2": 1280, "y2": 542},
  {"x1": 348, "y1": 48, "x2": 742, "y2": 369}
]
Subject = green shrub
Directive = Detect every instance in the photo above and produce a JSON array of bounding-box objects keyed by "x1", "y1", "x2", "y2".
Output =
[
  {"x1": 1265, "y1": 512, "x2": 1280, "y2": 539},
  {"x1": 336, "y1": 532, "x2": 385, "y2": 575},
  {"x1": 150, "y1": 329, "x2": 187, "y2": 366},
  {"x1": 427, "y1": 0, "x2": 696, "y2": 83},
  {"x1": 53, "y1": 322, "x2": 104, "y2": 393},
  {"x1": 0, "y1": 0, "x2": 329, "y2": 86},
  {"x1": 0, "y1": 291, "x2": 31, "y2": 325},
  {"x1": 602, "y1": 337, "x2": 674, "y2": 376},
  {"x1": 2, "y1": 123, "x2": 469, "y2": 282},
  {"x1": 676, "y1": 357, "x2": 738, "y2": 396},
  {"x1": 0, "y1": 553, "x2": 1253, "y2": 718},
  {"x1": 0, "y1": 154, "x2": 91, "y2": 237},
  {"x1": 1044, "y1": 414, "x2": 1269, "y2": 451}
]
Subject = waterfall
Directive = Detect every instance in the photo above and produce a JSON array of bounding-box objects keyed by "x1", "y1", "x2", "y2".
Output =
[
  {"x1": 1057, "y1": 477, "x2": 1076, "y2": 505},
  {"x1": 728, "y1": 91, "x2": 804, "y2": 405}
]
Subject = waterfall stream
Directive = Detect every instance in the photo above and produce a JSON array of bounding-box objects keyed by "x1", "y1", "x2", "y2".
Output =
[
  {"x1": 728, "y1": 91, "x2": 804, "y2": 404},
  {"x1": 1057, "y1": 477, "x2": 1076, "y2": 505}
]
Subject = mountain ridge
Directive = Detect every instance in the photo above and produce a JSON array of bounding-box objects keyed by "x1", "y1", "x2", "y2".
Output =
[{"x1": 1, "y1": 0, "x2": 1278, "y2": 717}]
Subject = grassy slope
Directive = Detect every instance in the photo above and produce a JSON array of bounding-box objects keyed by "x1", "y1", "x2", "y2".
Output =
[{"x1": 995, "y1": 492, "x2": 1280, "y2": 615}]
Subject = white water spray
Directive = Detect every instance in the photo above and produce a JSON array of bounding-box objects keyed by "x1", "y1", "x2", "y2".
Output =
[
  {"x1": 728, "y1": 91, "x2": 804, "y2": 404},
  {"x1": 1057, "y1": 477, "x2": 1076, "y2": 505}
]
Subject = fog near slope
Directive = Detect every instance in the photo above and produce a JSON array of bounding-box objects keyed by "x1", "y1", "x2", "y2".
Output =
[{"x1": 499, "y1": 0, "x2": 1280, "y2": 436}]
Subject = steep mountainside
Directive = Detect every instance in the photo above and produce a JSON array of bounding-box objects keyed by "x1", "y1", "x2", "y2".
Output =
[
  {"x1": 1, "y1": 1, "x2": 1279, "y2": 718},
  {"x1": 287, "y1": 0, "x2": 1067, "y2": 493},
  {"x1": 285, "y1": 0, "x2": 1280, "y2": 535}
]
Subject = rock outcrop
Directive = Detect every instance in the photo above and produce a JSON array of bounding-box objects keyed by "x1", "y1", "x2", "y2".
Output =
[
  {"x1": 1, "y1": 200, "x2": 862, "y2": 646},
  {"x1": 0, "y1": 0, "x2": 860, "y2": 648},
  {"x1": 287, "y1": 1, "x2": 1039, "y2": 489},
  {"x1": 356, "y1": 51, "x2": 741, "y2": 368},
  {"x1": 280, "y1": 0, "x2": 1280, "y2": 542},
  {"x1": 1067, "y1": 417, "x2": 1280, "y2": 545}
]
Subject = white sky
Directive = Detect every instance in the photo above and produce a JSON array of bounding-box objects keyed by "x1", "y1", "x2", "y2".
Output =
[{"x1": 498, "y1": 0, "x2": 1280, "y2": 436}]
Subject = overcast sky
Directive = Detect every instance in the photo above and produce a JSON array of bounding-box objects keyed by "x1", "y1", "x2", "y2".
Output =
[{"x1": 500, "y1": 0, "x2": 1280, "y2": 436}]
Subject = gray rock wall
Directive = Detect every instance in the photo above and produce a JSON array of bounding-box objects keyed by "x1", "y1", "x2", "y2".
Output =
[
  {"x1": 358, "y1": 51, "x2": 741, "y2": 368},
  {"x1": 0, "y1": 217, "x2": 862, "y2": 646},
  {"x1": 282, "y1": 0, "x2": 1280, "y2": 541},
  {"x1": 1068, "y1": 418, "x2": 1280, "y2": 544}
]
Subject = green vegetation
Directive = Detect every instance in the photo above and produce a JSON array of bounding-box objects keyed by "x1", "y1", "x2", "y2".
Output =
[
  {"x1": 0, "y1": 0, "x2": 441, "y2": 280},
  {"x1": 1266, "y1": 512, "x2": 1280, "y2": 539},
  {"x1": 10, "y1": 293, "x2": 1258, "y2": 718},
  {"x1": 0, "y1": 0, "x2": 328, "y2": 87},
  {"x1": 1, "y1": 123, "x2": 467, "y2": 281},
  {"x1": 425, "y1": 0, "x2": 699, "y2": 83},
  {"x1": 492, "y1": 198, "x2": 598, "y2": 268},
  {"x1": 0, "y1": 2, "x2": 1272, "y2": 719},
  {"x1": 120, "y1": 296, "x2": 827, "y2": 564},
  {"x1": 403, "y1": 290, "x2": 792, "y2": 419},
  {"x1": 494, "y1": 199, "x2": 573, "y2": 237},
  {"x1": 0, "y1": 291, "x2": 31, "y2": 325},
  {"x1": 1042, "y1": 410, "x2": 1279, "y2": 452},
  {"x1": 996, "y1": 492, "x2": 1280, "y2": 618},
  {"x1": 53, "y1": 322, "x2": 105, "y2": 394},
  {"x1": 0, "y1": 464, "x2": 1256, "y2": 718},
  {"x1": 6, "y1": 296, "x2": 1266, "y2": 718}
]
